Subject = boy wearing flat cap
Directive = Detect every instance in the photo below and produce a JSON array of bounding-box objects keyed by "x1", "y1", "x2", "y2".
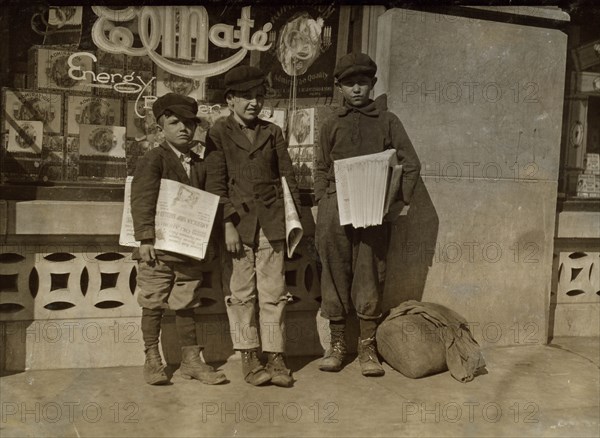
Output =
[
  {"x1": 205, "y1": 65, "x2": 301, "y2": 387},
  {"x1": 131, "y1": 92, "x2": 227, "y2": 386},
  {"x1": 315, "y1": 53, "x2": 421, "y2": 376}
]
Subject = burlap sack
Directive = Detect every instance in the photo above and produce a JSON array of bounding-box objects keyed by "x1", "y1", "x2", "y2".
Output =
[{"x1": 376, "y1": 313, "x2": 448, "y2": 378}]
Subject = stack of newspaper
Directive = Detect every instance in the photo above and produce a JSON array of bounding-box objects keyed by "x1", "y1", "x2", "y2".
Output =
[
  {"x1": 119, "y1": 178, "x2": 219, "y2": 260},
  {"x1": 120, "y1": 176, "x2": 304, "y2": 260},
  {"x1": 334, "y1": 149, "x2": 403, "y2": 228}
]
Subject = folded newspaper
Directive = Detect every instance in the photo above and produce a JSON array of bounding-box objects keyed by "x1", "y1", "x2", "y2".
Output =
[
  {"x1": 334, "y1": 149, "x2": 403, "y2": 228},
  {"x1": 282, "y1": 176, "x2": 303, "y2": 257},
  {"x1": 119, "y1": 177, "x2": 219, "y2": 260}
]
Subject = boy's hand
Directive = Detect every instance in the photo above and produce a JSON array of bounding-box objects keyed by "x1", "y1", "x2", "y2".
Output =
[
  {"x1": 224, "y1": 221, "x2": 242, "y2": 254},
  {"x1": 139, "y1": 240, "x2": 157, "y2": 263}
]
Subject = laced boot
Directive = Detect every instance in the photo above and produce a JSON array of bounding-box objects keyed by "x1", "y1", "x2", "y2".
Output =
[
  {"x1": 144, "y1": 346, "x2": 169, "y2": 385},
  {"x1": 266, "y1": 353, "x2": 293, "y2": 387},
  {"x1": 358, "y1": 336, "x2": 385, "y2": 377},
  {"x1": 240, "y1": 349, "x2": 271, "y2": 386},
  {"x1": 319, "y1": 331, "x2": 347, "y2": 372},
  {"x1": 180, "y1": 346, "x2": 227, "y2": 384}
]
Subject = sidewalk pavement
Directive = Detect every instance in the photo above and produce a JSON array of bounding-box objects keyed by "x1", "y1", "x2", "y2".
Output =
[{"x1": 1, "y1": 337, "x2": 598, "y2": 437}]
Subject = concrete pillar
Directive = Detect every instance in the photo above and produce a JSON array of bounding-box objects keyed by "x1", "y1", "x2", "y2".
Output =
[{"x1": 376, "y1": 8, "x2": 569, "y2": 346}]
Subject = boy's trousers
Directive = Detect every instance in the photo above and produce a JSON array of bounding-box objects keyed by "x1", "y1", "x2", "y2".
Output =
[
  {"x1": 137, "y1": 260, "x2": 205, "y2": 310},
  {"x1": 222, "y1": 227, "x2": 288, "y2": 352},
  {"x1": 315, "y1": 192, "x2": 389, "y2": 321}
]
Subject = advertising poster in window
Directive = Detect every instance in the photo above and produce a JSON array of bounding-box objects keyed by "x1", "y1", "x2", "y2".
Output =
[
  {"x1": 258, "y1": 5, "x2": 339, "y2": 99},
  {"x1": 205, "y1": 5, "x2": 339, "y2": 101}
]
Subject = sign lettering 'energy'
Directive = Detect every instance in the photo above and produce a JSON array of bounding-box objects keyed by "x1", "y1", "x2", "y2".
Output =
[{"x1": 67, "y1": 52, "x2": 155, "y2": 118}]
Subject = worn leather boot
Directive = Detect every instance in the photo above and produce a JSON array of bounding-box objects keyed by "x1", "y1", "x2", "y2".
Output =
[
  {"x1": 240, "y1": 349, "x2": 271, "y2": 386},
  {"x1": 358, "y1": 336, "x2": 385, "y2": 377},
  {"x1": 144, "y1": 346, "x2": 169, "y2": 385},
  {"x1": 266, "y1": 353, "x2": 293, "y2": 387},
  {"x1": 319, "y1": 332, "x2": 347, "y2": 372},
  {"x1": 180, "y1": 346, "x2": 227, "y2": 384}
]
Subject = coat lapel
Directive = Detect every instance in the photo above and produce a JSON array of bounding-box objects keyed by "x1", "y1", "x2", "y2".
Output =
[
  {"x1": 249, "y1": 122, "x2": 272, "y2": 155},
  {"x1": 225, "y1": 116, "x2": 252, "y2": 152},
  {"x1": 159, "y1": 142, "x2": 190, "y2": 184}
]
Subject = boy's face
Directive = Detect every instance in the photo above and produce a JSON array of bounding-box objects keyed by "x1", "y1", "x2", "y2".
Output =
[
  {"x1": 336, "y1": 74, "x2": 377, "y2": 107},
  {"x1": 158, "y1": 113, "x2": 197, "y2": 149},
  {"x1": 226, "y1": 85, "x2": 265, "y2": 125}
]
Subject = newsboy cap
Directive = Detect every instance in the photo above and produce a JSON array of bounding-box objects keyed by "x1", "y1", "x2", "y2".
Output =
[
  {"x1": 153, "y1": 93, "x2": 199, "y2": 121},
  {"x1": 224, "y1": 65, "x2": 266, "y2": 96},
  {"x1": 334, "y1": 52, "x2": 377, "y2": 81}
]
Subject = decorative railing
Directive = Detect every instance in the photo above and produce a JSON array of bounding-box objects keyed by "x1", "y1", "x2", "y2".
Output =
[{"x1": 0, "y1": 238, "x2": 322, "y2": 322}]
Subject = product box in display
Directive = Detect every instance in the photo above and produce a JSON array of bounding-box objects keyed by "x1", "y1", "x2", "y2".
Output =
[
  {"x1": 77, "y1": 124, "x2": 127, "y2": 180},
  {"x1": 66, "y1": 94, "x2": 123, "y2": 136},
  {"x1": 2, "y1": 88, "x2": 64, "y2": 135},
  {"x1": 28, "y1": 46, "x2": 95, "y2": 92},
  {"x1": 584, "y1": 153, "x2": 599, "y2": 175}
]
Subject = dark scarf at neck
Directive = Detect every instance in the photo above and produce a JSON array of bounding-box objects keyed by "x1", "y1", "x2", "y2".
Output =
[{"x1": 337, "y1": 99, "x2": 380, "y2": 117}]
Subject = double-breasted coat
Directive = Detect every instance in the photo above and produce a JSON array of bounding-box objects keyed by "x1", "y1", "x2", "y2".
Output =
[{"x1": 205, "y1": 115, "x2": 301, "y2": 245}]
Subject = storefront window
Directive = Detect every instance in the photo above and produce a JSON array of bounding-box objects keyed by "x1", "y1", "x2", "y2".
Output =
[
  {"x1": 1, "y1": 4, "x2": 347, "y2": 202},
  {"x1": 560, "y1": 27, "x2": 600, "y2": 200}
]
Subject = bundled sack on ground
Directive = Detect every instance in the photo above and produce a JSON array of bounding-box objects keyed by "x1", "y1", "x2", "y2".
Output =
[{"x1": 376, "y1": 300, "x2": 486, "y2": 382}]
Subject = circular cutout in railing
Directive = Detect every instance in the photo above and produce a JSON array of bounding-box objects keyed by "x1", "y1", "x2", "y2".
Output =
[
  {"x1": 80, "y1": 267, "x2": 88, "y2": 296},
  {"x1": 29, "y1": 268, "x2": 39, "y2": 298},
  {"x1": 0, "y1": 303, "x2": 25, "y2": 313},
  {"x1": 0, "y1": 253, "x2": 26, "y2": 264},
  {"x1": 95, "y1": 301, "x2": 124, "y2": 309},
  {"x1": 0, "y1": 274, "x2": 18, "y2": 293},
  {"x1": 44, "y1": 253, "x2": 76, "y2": 262},
  {"x1": 100, "y1": 272, "x2": 119, "y2": 290},
  {"x1": 95, "y1": 253, "x2": 125, "y2": 261},
  {"x1": 129, "y1": 267, "x2": 137, "y2": 294},
  {"x1": 44, "y1": 301, "x2": 76, "y2": 310}
]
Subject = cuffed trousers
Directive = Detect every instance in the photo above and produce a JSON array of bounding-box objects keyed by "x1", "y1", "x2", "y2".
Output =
[{"x1": 222, "y1": 228, "x2": 288, "y2": 352}]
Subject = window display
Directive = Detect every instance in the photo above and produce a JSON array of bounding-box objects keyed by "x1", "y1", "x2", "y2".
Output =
[{"x1": 1, "y1": 5, "x2": 345, "y2": 191}]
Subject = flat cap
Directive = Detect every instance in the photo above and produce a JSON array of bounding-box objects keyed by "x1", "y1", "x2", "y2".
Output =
[
  {"x1": 334, "y1": 52, "x2": 377, "y2": 81},
  {"x1": 153, "y1": 93, "x2": 199, "y2": 121},
  {"x1": 224, "y1": 65, "x2": 266, "y2": 96}
]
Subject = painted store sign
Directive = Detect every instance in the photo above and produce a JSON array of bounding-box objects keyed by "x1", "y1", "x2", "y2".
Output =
[{"x1": 90, "y1": 6, "x2": 271, "y2": 79}]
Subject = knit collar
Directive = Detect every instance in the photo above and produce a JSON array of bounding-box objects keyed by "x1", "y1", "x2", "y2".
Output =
[{"x1": 337, "y1": 99, "x2": 380, "y2": 117}]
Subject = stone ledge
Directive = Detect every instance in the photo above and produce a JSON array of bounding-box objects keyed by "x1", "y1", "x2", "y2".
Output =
[
  {"x1": 0, "y1": 311, "x2": 360, "y2": 371},
  {"x1": 557, "y1": 211, "x2": 600, "y2": 239},
  {"x1": 15, "y1": 201, "x2": 124, "y2": 235},
  {"x1": 552, "y1": 303, "x2": 600, "y2": 337},
  {"x1": 10, "y1": 201, "x2": 316, "y2": 236},
  {"x1": 464, "y1": 6, "x2": 570, "y2": 22}
]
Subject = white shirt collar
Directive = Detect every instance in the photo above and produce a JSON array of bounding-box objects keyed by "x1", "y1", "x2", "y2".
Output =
[{"x1": 166, "y1": 142, "x2": 205, "y2": 160}]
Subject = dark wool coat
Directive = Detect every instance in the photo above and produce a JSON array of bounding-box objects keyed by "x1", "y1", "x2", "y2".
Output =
[
  {"x1": 314, "y1": 96, "x2": 421, "y2": 204},
  {"x1": 131, "y1": 142, "x2": 213, "y2": 262},
  {"x1": 205, "y1": 114, "x2": 301, "y2": 245}
]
